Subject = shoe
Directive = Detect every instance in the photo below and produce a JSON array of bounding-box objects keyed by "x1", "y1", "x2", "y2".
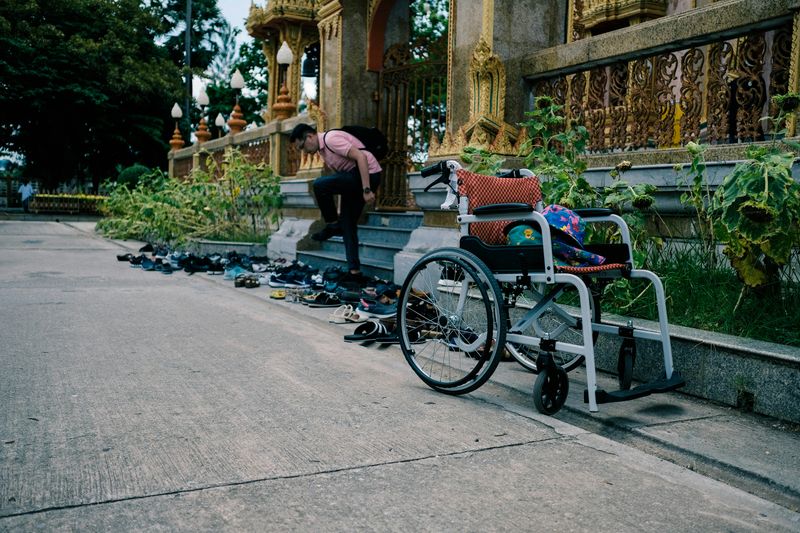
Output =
[
  {"x1": 224, "y1": 265, "x2": 249, "y2": 280},
  {"x1": 307, "y1": 292, "x2": 343, "y2": 308},
  {"x1": 311, "y1": 223, "x2": 343, "y2": 241},
  {"x1": 357, "y1": 298, "x2": 397, "y2": 319}
]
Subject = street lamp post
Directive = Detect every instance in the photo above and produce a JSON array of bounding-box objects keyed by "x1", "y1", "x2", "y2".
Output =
[
  {"x1": 272, "y1": 41, "x2": 295, "y2": 120},
  {"x1": 169, "y1": 102, "x2": 185, "y2": 151},
  {"x1": 194, "y1": 86, "x2": 211, "y2": 144},
  {"x1": 215, "y1": 113, "x2": 226, "y2": 138},
  {"x1": 227, "y1": 69, "x2": 247, "y2": 135}
]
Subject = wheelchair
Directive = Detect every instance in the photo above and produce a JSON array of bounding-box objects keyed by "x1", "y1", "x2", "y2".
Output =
[{"x1": 396, "y1": 160, "x2": 685, "y2": 415}]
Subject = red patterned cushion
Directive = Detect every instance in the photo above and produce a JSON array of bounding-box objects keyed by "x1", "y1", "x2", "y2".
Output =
[
  {"x1": 456, "y1": 169, "x2": 542, "y2": 245},
  {"x1": 556, "y1": 263, "x2": 630, "y2": 274}
]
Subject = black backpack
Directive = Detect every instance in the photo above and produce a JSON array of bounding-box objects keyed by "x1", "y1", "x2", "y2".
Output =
[{"x1": 324, "y1": 125, "x2": 389, "y2": 161}]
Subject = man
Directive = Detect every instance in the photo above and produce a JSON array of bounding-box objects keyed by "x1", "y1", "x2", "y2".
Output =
[
  {"x1": 18, "y1": 179, "x2": 34, "y2": 213},
  {"x1": 289, "y1": 123, "x2": 382, "y2": 277}
]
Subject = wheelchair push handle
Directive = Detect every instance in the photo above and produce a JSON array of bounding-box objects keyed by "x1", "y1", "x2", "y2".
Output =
[
  {"x1": 420, "y1": 160, "x2": 445, "y2": 178},
  {"x1": 419, "y1": 160, "x2": 460, "y2": 209},
  {"x1": 421, "y1": 161, "x2": 450, "y2": 192}
]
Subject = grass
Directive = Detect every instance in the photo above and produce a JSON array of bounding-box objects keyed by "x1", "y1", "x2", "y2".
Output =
[{"x1": 600, "y1": 247, "x2": 800, "y2": 347}]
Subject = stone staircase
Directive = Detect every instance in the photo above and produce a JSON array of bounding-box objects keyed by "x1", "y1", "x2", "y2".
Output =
[{"x1": 296, "y1": 211, "x2": 423, "y2": 280}]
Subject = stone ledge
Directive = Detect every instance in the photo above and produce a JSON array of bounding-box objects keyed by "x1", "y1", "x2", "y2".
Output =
[{"x1": 520, "y1": 0, "x2": 798, "y2": 78}]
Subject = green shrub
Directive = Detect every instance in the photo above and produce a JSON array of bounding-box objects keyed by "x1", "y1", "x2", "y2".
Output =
[
  {"x1": 116, "y1": 164, "x2": 151, "y2": 189},
  {"x1": 97, "y1": 148, "x2": 282, "y2": 246}
]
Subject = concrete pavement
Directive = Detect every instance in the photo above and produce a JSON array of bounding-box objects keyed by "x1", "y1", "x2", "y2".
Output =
[{"x1": 1, "y1": 220, "x2": 798, "y2": 531}]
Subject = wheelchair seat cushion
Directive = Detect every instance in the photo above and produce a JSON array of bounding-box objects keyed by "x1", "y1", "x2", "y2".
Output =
[{"x1": 456, "y1": 168, "x2": 542, "y2": 245}]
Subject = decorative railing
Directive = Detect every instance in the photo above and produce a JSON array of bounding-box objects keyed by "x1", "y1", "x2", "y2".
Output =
[
  {"x1": 30, "y1": 194, "x2": 106, "y2": 214},
  {"x1": 170, "y1": 126, "x2": 273, "y2": 179},
  {"x1": 529, "y1": 19, "x2": 793, "y2": 154}
]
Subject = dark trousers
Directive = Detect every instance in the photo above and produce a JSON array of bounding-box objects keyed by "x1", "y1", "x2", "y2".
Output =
[{"x1": 313, "y1": 169, "x2": 381, "y2": 272}]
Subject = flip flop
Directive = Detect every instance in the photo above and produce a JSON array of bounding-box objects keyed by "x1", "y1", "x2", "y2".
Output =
[
  {"x1": 343, "y1": 320, "x2": 388, "y2": 343},
  {"x1": 270, "y1": 289, "x2": 286, "y2": 299},
  {"x1": 375, "y1": 327, "x2": 425, "y2": 345}
]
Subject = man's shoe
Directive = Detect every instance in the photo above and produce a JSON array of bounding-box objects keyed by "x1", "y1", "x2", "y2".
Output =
[{"x1": 311, "y1": 223, "x2": 343, "y2": 241}]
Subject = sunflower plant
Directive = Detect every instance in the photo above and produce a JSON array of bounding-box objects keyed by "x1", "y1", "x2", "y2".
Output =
[{"x1": 710, "y1": 93, "x2": 800, "y2": 291}]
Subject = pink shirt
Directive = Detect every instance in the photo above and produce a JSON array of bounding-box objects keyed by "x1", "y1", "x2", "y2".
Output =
[{"x1": 319, "y1": 130, "x2": 382, "y2": 174}]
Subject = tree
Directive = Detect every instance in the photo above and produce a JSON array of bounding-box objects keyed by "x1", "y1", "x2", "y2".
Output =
[
  {"x1": 154, "y1": 0, "x2": 224, "y2": 73},
  {"x1": 201, "y1": 37, "x2": 270, "y2": 137},
  {"x1": 0, "y1": 0, "x2": 227, "y2": 190}
]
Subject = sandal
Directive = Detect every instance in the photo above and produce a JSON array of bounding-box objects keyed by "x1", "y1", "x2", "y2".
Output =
[
  {"x1": 344, "y1": 311, "x2": 368, "y2": 323},
  {"x1": 329, "y1": 304, "x2": 354, "y2": 323},
  {"x1": 307, "y1": 292, "x2": 343, "y2": 308},
  {"x1": 343, "y1": 320, "x2": 389, "y2": 343},
  {"x1": 270, "y1": 289, "x2": 286, "y2": 299}
]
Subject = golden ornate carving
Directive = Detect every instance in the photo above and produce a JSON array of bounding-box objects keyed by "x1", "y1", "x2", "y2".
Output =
[
  {"x1": 246, "y1": 0, "x2": 317, "y2": 40},
  {"x1": 587, "y1": 67, "x2": 607, "y2": 151},
  {"x1": 469, "y1": 37, "x2": 505, "y2": 121},
  {"x1": 482, "y1": 0, "x2": 494, "y2": 46},
  {"x1": 568, "y1": 0, "x2": 586, "y2": 42},
  {"x1": 769, "y1": 25, "x2": 792, "y2": 122},
  {"x1": 579, "y1": 0, "x2": 667, "y2": 33},
  {"x1": 706, "y1": 41, "x2": 734, "y2": 144},
  {"x1": 568, "y1": 72, "x2": 587, "y2": 126},
  {"x1": 609, "y1": 63, "x2": 628, "y2": 148},
  {"x1": 307, "y1": 100, "x2": 327, "y2": 132},
  {"x1": 679, "y1": 47, "x2": 704, "y2": 144},
  {"x1": 451, "y1": 36, "x2": 519, "y2": 155},
  {"x1": 317, "y1": 0, "x2": 341, "y2": 40},
  {"x1": 735, "y1": 33, "x2": 767, "y2": 141},
  {"x1": 654, "y1": 52, "x2": 677, "y2": 147},
  {"x1": 629, "y1": 57, "x2": 652, "y2": 148},
  {"x1": 787, "y1": 13, "x2": 800, "y2": 136}
]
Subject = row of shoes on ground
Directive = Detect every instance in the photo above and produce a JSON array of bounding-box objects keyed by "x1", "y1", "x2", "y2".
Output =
[{"x1": 117, "y1": 249, "x2": 401, "y2": 299}]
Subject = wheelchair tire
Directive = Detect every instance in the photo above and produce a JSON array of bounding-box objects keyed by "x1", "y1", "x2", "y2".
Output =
[
  {"x1": 532, "y1": 366, "x2": 569, "y2": 415},
  {"x1": 397, "y1": 248, "x2": 506, "y2": 395},
  {"x1": 505, "y1": 284, "x2": 601, "y2": 374}
]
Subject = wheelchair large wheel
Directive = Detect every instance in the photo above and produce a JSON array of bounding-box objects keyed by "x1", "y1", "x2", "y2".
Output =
[
  {"x1": 505, "y1": 282, "x2": 601, "y2": 374},
  {"x1": 397, "y1": 248, "x2": 506, "y2": 395}
]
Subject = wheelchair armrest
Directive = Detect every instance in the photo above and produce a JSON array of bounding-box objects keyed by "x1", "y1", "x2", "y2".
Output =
[
  {"x1": 472, "y1": 203, "x2": 534, "y2": 216},
  {"x1": 573, "y1": 207, "x2": 614, "y2": 218}
]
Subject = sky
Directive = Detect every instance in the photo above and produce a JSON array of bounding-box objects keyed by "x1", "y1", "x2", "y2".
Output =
[{"x1": 217, "y1": 0, "x2": 252, "y2": 48}]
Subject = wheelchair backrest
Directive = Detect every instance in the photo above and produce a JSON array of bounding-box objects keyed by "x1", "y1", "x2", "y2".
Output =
[{"x1": 456, "y1": 168, "x2": 543, "y2": 245}]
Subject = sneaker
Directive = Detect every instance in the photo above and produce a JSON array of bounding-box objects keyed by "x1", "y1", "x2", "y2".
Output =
[{"x1": 311, "y1": 223, "x2": 343, "y2": 241}]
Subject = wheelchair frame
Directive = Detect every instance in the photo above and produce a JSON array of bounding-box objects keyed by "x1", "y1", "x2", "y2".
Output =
[{"x1": 396, "y1": 160, "x2": 685, "y2": 415}]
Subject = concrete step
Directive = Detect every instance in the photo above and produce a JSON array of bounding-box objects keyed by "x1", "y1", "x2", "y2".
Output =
[
  {"x1": 296, "y1": 249, "x2": 393, "y2": 280},
  {"x1": 357, "y1": 225, "x2": 416, "y2": 246},
  {"x1": 364, "y1": 211, "x2": 423, "y2": 229},
  {"x1": 296, "y1": 211, "x2": 423, "y2": 281}
]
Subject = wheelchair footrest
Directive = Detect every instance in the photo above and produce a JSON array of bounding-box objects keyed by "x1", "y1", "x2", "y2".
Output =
[{"x1": 584, "y1": 372, "x2": 686, "y2": 404}]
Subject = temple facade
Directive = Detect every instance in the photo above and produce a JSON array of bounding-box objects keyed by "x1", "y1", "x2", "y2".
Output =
[{"x1": 168, "y1": 0, "x2": 800, "y2": 277}]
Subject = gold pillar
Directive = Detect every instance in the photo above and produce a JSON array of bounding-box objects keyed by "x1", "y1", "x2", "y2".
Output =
[{"x1": 787, "y1": 10, "x2": 800, "y2": 136}]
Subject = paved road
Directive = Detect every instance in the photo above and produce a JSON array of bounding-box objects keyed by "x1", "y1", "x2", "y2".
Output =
[{"x1": 1, "y1": 221, "x2": 798, "y2": 531}]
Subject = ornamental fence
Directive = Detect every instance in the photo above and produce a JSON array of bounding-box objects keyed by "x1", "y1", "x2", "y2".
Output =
[{"x1": 529, "y1": 21, "x2": 792, "y2": 153}]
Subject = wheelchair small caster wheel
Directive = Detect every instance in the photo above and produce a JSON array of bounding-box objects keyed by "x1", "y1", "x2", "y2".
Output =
[
  {"x1": 618, "y1": 338, "x2": 636, "y2": 391},
  {"x1": 533, "y1": 366, "x2": 569, "y2": 415}
]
